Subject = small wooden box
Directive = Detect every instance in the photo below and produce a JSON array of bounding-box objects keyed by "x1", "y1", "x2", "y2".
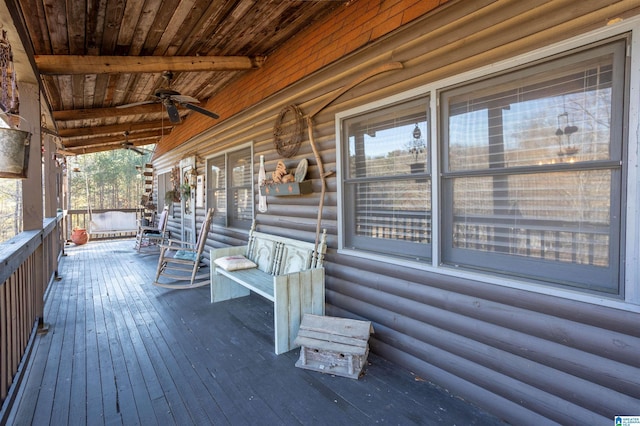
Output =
[
  {"x1": 294, "y1": 314, "x2": 373, "y2": 379},
  {"x1": 260, "y1": 180, "x2": 312, "y2": 196}
]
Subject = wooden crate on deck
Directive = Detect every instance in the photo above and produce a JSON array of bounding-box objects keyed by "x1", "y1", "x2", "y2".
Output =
[{"x1": 294, "y1": 314, "x2": 373, "y2": 379}]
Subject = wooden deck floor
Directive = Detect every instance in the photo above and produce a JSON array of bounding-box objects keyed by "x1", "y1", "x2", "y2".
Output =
[{"x1": 8, "y1": 239, "x2": 505, "y2": 425}]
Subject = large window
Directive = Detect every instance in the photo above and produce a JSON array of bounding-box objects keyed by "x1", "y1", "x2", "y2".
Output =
[
  {"x1": 339, "y1": 36, "x2": 629, "y2": 296},
  {"x1": 342, "y1": 97, "x2": 431, "y2": 260},
  {"x1": 441, "y1": 39, "x2": 625, "y2": 294},
  {"x1": 206, "y1": 146, "x2": 253, "y2": 229}
]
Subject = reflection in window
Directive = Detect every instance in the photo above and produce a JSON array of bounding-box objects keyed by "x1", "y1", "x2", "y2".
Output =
[
  {"x1": 342, "y1": 97, "x2": 431, "y2": 261},
  {"x1": 448, "y1": 60, "x2": 613, "y2": 170},
  {"x1": 229, "y1": 149, "x2": 253, "y2": 228},
  {"x1": 206, "y1": 146, "x2": 252, "y2": 229},
  {"x1": 441, "y1": 39, "x2": 625, "y2": 293},
  {"x1": 207, "y1": 157, "x2": 226, "y2": 226}
]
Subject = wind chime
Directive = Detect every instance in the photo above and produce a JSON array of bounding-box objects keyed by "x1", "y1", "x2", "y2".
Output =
[
  {"x1": 0, "y1": 29, "x2": 31, "y2": 178},
  {"x1": 555, "y1": 92, "x2": 581, "y2": 162}
]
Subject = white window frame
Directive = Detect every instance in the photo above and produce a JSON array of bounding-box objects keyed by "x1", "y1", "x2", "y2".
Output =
[{"x1": 336, "y1": 17, "x2": 640, "y2": 310}]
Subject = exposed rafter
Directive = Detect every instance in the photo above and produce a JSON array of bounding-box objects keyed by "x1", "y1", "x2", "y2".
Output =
[
  {"x1": 35, "y1": 55, "x2": 266, "y2": 75},
  {"x1": 57, "y1": 120, "x2": 172, "y2": 138},
  {"x1": 62, "y1": 129, "x2": 168, "y2": 149},
  {"x1": 53, "y1": 104, "x2": 165, "y2": 121},
  {"x1": 63, "y1": 140, "x2": 158, "y2": 155}
]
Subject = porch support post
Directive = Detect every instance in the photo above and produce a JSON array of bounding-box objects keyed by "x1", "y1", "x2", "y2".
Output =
[
  {"x1": 21, "y1": 81, "x2": 42, "y2": 231},
  {"x1": 19, "y1": 81, "x2": 46, "y2": 328},
  {"x1": 43, "y1": 133, "x2": 59, "y2": 218}
]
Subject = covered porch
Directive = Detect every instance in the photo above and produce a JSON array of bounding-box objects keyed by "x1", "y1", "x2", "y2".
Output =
[{"x1": 6, "y1": 239, "x2": 503, "y2": 425}]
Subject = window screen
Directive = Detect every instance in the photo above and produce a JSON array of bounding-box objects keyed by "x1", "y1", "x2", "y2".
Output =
[
  {"x1": 207, "y1": 146, "x2": 253, "y2": 229},
  {"x1": 342, "y1": 97, "x2": 431, "y2": 261},
  {"x1": 228, "y1": 147, "x2": 253, "y2": 229},
  {"x1": 207, "y1": 156, "x2": 227, "y2": 226},
  {"x1": 440, "y1": 39, "x2": 626, "y2": 294}
]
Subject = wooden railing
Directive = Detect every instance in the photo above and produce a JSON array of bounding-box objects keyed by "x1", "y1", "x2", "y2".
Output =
[
  {"x1": 355, "y1": 209, "x2": 608, "y2": 267},
  {"x1": 64, "y1": 208, "x2": 142, "y2": 241},
  {"x1": 452, "y1": 214, "x2": 610, "y2": 266},
  {"x1": 0, "y1": 215, "x2": 64, "y2": 420},
  {"x1": 356, "y1": 210, "x2": 432, "y2": 242}
]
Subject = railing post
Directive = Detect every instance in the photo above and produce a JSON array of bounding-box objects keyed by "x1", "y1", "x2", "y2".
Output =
[{"x1": 34, "y1": 243, "x2": 47, "y2": 334}]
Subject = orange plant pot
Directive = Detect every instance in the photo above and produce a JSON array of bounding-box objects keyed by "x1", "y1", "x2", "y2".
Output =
[{"x1": 71, "y1": 228, "x2": 89, "y2": 245}]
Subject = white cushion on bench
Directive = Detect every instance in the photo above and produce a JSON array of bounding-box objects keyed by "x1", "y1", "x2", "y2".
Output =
[{"x1": 214, "y1": 255, "x2": 257, "y2": 271}]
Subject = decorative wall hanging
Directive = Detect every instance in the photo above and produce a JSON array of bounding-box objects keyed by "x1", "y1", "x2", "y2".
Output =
[
  {"x1": 0, "y1": 30, "x2": 19, "y2": 114},
  {"x1": 260, "y1": 158, "x2": 312, "y2": 197},
  {"x1": 258, "y1": 155, "x2": 268, "y2": 212},
  {"x1": 0, "y1": 30, "x2": 31, "y2": 179},
  {"x1": 273, "y1": 104, "x2": 304, "y2": 158},
  {"x1": 196, "y1": 175, "x2": 204, "y2": 208}
]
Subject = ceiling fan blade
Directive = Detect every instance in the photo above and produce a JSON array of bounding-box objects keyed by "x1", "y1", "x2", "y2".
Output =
[
  {"x1": 117, "y1": 100, "x2": 156, "y2": 109},
  {"x1": 155, "y1": 88, "x2": 181, "y2": 98},
  {"x1": 165, "y1": 100, "x2": 181, "y2": 124},
  {"x1": 172, "y1": 94, "x2": 200, "y2": 104},
  {"x1": 181, "y1": 102, "x2": 220, "y2": 119},
  {"x1": 122, "y1": 142, "x2": 147, "y2": 155}
]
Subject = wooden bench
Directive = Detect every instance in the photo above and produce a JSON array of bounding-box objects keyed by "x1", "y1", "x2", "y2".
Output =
[{"x1": 210, "y1": 224, "x2": 327, "y2": 354}]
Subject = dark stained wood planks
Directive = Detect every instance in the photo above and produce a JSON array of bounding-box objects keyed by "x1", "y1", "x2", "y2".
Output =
[{"x1": 9, "y1": 239, "x2": 504, "y2": 425}]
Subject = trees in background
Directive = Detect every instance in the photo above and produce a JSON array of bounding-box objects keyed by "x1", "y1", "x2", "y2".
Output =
[
  {"x1": 0, "y1": 179, "x2": 21, "y2": 242},
  {"x1": 0, "y1": 146, "x2": 153, "y2": 243},
  {"x1": 69, "y1": 148, "x2": 153, "y2": 212}
]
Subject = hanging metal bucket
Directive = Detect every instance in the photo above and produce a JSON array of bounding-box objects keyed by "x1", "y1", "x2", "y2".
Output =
[{"x1": 0, "y1": 127, "x2": 31, "y2": 178}]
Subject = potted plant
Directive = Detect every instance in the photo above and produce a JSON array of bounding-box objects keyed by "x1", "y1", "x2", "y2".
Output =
[
  {"x1": 71, "y1": 227, "x2": 89, "y2": 245},
  {"x1": 165, "y1": 190, "x2": 179, "y2": 204},
  {"x1": 180, "y1": 183, "x2": 191, "y2": 199}
]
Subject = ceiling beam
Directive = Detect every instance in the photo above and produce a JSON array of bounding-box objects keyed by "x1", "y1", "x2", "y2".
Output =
[
  {"x1": 35, "y1": 55, "x2": 265, "y2": 75},
  {"x1": 58, "y1": 119, "x2": 173, "y2": 138},
  {"x1": 53, "y1": 104, "x2": 167, "y2": 121},
  {"x1": 63, "y1": 139, "x2": 158, "y2": 155},
  {"x1": 63, "y1": 129, "x2": 167, "y2": 148}
]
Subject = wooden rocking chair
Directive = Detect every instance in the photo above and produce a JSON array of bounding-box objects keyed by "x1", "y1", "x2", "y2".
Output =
[
  {"x1": 135, "y1": 206, "x2": 169, "y2": 252},
  {"x1": 153, "y1": 208, "x2": 214, "y2": 289}
]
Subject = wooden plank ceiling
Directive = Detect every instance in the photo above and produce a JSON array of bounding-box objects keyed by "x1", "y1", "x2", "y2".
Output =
[{"x1": 14, "y1": 0, "x2": 345, "y2": 155}]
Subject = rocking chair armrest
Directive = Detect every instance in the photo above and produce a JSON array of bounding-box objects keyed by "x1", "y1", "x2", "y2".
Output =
[
  {"x1": 161, "y1": 238, "x2": 196, "y2": 249},
  {"x1": 139, "y1": 225, "x2": 162, "y2": 232}
]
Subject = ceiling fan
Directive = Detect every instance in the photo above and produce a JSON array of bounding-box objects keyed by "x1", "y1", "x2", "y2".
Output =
[
  {"x1": 121, "y1": 131, "x2": 152, "y2": 155},
  {"x1": 117, "y1": 71, "x2": 219, "y2": 124}
]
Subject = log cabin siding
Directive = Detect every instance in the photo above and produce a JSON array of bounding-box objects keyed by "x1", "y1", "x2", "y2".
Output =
[{"x1": 152, "y1": 1, "x2": 640, "y2": 423}]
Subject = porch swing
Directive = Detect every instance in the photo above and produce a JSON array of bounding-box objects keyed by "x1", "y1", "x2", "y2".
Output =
[{"x1": 73, "y1": 158, "x2": 138, "y2": 241}]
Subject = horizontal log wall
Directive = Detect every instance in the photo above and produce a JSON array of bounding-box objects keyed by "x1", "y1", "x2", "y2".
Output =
[{"x1": 152, "y1": 0, "x2": 640, "y2": 423}]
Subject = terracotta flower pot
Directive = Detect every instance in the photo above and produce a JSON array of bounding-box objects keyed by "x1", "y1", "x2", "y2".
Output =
[{"x1": 71, "y1": 228, "x2": 89, "y2": 245}]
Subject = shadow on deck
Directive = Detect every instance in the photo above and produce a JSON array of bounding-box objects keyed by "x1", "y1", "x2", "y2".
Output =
[{"x1": 8, "y1": 239, "x2": 506, "y2": 425}]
